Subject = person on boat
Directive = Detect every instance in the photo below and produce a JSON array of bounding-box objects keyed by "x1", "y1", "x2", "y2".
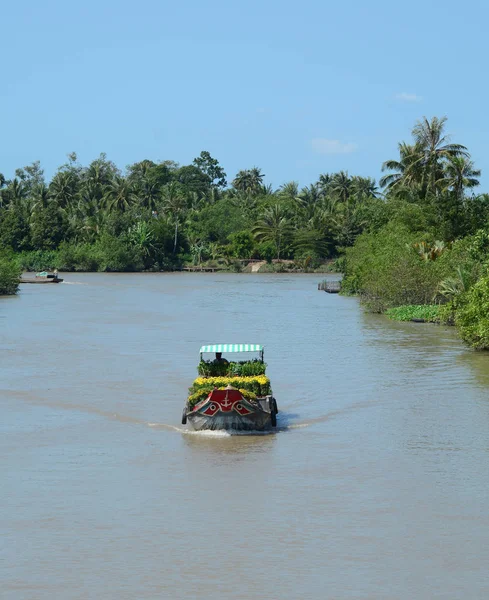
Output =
[{"x1": 214, "y1": 352, "x2": 229, "y2": 365}]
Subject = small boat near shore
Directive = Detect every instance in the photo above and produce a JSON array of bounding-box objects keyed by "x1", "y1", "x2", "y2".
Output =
[
  {"x1": 20, "y1": 271, "x2": 64, "y2": 284},
  {"x1": 182, "y1": 344, "x2": 278, "y2": 432}
]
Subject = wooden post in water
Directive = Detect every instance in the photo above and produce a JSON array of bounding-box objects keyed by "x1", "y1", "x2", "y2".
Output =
[{"x1": 318, "y1": 280, "x2": 341, "y2": 293}]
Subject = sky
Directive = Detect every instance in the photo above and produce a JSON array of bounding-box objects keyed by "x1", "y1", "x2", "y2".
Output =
[{"x1": 1, "y1": 0, "x2": 488, "y2": 190}]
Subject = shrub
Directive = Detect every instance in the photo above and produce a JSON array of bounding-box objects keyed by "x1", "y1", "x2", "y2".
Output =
[
  {"x1": 16, "y1": 250, "x2": 59, "y2": 272},
  {"x1": 95, "y1": 235, "x2": 144, "y2": 272},
  {"x1": 56, "y1": 237, "x2": 144, "y2": 272},
  {"x1": 198, "y1": 360, "x2": 266, "y2": 377},
  {"x1": 0, "y1": 253, "x2": 21, "y2": 295},
  {"x1": 342, "y1": 224, "x2": 449, "y2": 312},
  {"x1": 454, "y1": 275, "x2": 489, "y2": 349},
  {"x1": 255, "y1": 241, "x2": 275, "y2": 263}
]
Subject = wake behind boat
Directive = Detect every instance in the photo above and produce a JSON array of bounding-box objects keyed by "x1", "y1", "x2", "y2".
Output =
[{"x1": 181, "y1": 343, "x2": 278, "y2": 432}]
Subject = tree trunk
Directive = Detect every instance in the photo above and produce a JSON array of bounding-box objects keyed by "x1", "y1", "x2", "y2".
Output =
[{"x1": 173, "y1": 220, "x2": 179, "y2": 254}]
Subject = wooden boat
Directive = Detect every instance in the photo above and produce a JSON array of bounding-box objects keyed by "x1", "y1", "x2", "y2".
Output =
[
  {"x1": 182, "y1": 344, "x2": 278, "y2": 432},
  {"x1": 20, "y1": 272, "x2": 63, "y2": 284}
]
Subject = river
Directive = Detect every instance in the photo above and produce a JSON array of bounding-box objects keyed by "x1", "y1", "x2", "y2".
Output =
[{"x1": 2, "y1": 273, "x2": 489, "y2": 599}]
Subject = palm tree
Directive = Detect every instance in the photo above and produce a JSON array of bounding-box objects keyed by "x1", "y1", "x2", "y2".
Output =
[
  {"x1": 8, "y1": 178, "x2": 28, "y2": 209},
  {"x1": 80, "y1": 211, "x2": 106, "y2": 242},
  {"x1": 136, "y1": 176, "x2": 160, "y2": 212},
  {"x1": 351, "y1": 176, "x2": 378, "y2": 198},
  {"x1": 412, "y1": 116, "x2": 469, "y2": 194},
  {"x1": 252, "y1": 204, "x2": 292, "y2": 259},
  {"x1": 292, "y1": 228, "x2": 329, "y2": 258},
  {"x1": 380, "y1": 142, "x2": 424, "y2": 192},
  {"x1": 103, "y1": 176, "x2": 135, "y2": 212},
  {"x1": 31, "y1": 183, "x2": 51, "y2": 211},
  {"x1": 232, "y1": 167, "x2": 265, "y2": 196},
  {"x1": 295, "y1": 184, "x2": 323, "y2": 223},
  {"x1": 200, "y1": 187, "x2": 222, "y2": 206},
  {"x1": 278, "y1": 181, "x2": 299, "y2": 200},
  {"x1": 162, "y1": 182, "x2": 187, "y2": 254},
  {"x1": 317, "y1": 173, "x2": 332, "y2": 196},
  {"x1": 329, "y1": 171, "x2": 351, "y2": 203},
  {"x1": 438, "y1": 156, "x2": 480, "y2": 199},
  {"x1": 49, "y1": 171, "x2": 77, "y2": 209}
]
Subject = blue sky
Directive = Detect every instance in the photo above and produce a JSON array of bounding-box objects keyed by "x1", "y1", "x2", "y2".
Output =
[{"x1": 1, "y1": 0, "x2": 488, "y2": 190}]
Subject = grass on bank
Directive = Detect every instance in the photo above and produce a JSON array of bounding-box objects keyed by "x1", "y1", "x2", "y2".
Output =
[{"x1": 385, "y1": 304, "x2": 443, "y2": 323}]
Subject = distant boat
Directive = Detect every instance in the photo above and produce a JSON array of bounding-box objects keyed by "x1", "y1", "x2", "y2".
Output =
[{"x1": 20, "y1": 272, "x2": 64, "y2": 284}]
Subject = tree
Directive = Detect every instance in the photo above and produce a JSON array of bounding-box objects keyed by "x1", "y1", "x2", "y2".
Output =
[
  {"x1": 103, "y1": 176, "x2": 135, "y2": 212},
  {"x1": 0, "y1": 253, "x2": 21, "y2": 295},
  {"x1": 173, "y1": 165, "x2": 211, "y2": 197},
  {"x1": 380, "y1": 142, "x2": 424, "y2": 192},
  {"x1": 0, "y1": 207, "x2": 31, "y2": 251},
  {"x1": 136, "y1": 176, "x2": 160, "y2": 212},
  {"x1": 329, "y1": 171, "x2": 352, "y2": 203},
  {"x1": 295, "y1": 184, "x2": 323, "y2": 223},
  {"x1": 83, "y1": 153, "x2": 120, "y2": 203},
  {"x1": 381, "y1": 117, "x2": 469, "y2": 197},
  {"x1": 351, "y1": 176, "x2": 378, "y2": 198},
  {"x1": 232, "y1": 167, "x2": 265, "y2": 196},
  {"x1": 438, "y1": 156, "x2": 480, "y2": 199},
  {"x1": 278, "y1": 181, "x2": 299, "y2": 201},
  {"x1": 31, "y1": 183, "x2": 51, "y2": 211},
  {"x1": 228, "y1": 231, "x2": 255, "y2": 258},
  {"x1": 412, "y1": 116, "x2": 469, "y2": 194},
  {"x1": 126, "y1": 159, "x2": 157, "y2": 183},
  {"x1": 30, "y1": 202, "x2": 66, "y2": 250},
  {"x1": 15, "y1": 161, "x2": 45, "y2": 193},
  {"x1": 3, "y1": 179, "x2": 28, "y2": 209},
  {"x1": 193, "y1": 151, "x2": 227, "y2": 188},
  {"x1": 252, "y1": 204, "x2": 293, "y2": 259},
  {"x1": 49, "y1": 171, "x2": 78, "y2": 209},
  {"x1": 162, "y1": 182, "x2": 187, "y2": 254}
]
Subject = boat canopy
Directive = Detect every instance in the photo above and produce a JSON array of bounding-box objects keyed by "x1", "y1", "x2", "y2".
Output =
[{"x1": 200, "y1": 343, "x2": 263, "y2": 356}]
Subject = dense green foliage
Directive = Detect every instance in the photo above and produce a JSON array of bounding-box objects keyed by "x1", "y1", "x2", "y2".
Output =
[
  {"x1": 0, "y1": 253, "x2": 21, "y2": 295},
  {"x1": 198, "y1": 359, "x2": 267, "y2": 377},
  {"x1": 0, "y1": 151, "x2": 383, "y2": 275},
  {"x1": 189, "y1": 375, "x2": 271, "y2": 398},
  {"x1": 386, "y1": 305, "x2": 442, "y2": 323},
  {"x1": 341, "y1": 116, "x2": 489, "y2": 349},
  {"x1": 452, "y1": 276, "x2": 489, "y2": 349}
]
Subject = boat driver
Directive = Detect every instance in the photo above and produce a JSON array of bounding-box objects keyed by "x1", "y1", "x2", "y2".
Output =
[{"x1": 214, "y1": 352, "x2": 229, "y2": 365}]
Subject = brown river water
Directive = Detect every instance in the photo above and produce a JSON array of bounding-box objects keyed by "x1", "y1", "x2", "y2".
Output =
[{"x1": 2, "y1": 273, "x2": 489, "y2": 599}]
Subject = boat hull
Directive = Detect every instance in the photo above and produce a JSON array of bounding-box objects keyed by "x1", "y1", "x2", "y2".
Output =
[
  {"x1": 20, "y1": 277, "x2": 63, "y2": 284},
  {"x1": 184, "y1": 389, "x2": 277, "y2": 432},
  {"x1": 186, "y1": 409, "x2": 273, "y2": 432}
]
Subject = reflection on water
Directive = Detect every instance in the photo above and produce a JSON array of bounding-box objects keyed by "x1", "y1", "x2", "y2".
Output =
[{"x1": 2, "y1": 273, "x2": 489, "y2": 600}]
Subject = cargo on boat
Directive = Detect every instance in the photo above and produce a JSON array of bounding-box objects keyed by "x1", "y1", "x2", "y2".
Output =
[{"x1": 182, "y1": 344, "x2": 278, "y2": 432}]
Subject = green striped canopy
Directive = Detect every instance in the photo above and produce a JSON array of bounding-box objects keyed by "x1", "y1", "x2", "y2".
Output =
[{"x1": 199, "y1": 344, "x2": 263, "y2": 354}]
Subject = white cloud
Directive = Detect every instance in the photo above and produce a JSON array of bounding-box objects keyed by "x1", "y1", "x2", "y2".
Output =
[
  {"x1": 311, "y1": 138, "x2": 357, "y2": 155},
  {"x1": 395, "y1": 92, "x2": 422, "y2": 102}
]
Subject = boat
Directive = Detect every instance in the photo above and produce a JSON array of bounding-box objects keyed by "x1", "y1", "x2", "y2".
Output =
[
  {"x1": 182, "y1": 343, "x2": 278, "y2": 432},
  {"x1": 20, "y1": 271, "x2": 63, "y2": 284}
]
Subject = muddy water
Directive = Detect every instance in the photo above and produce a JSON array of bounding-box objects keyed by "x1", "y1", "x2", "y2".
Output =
[{"x1": 2, "y1": 273, "x2": 489, "y2": 599}]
